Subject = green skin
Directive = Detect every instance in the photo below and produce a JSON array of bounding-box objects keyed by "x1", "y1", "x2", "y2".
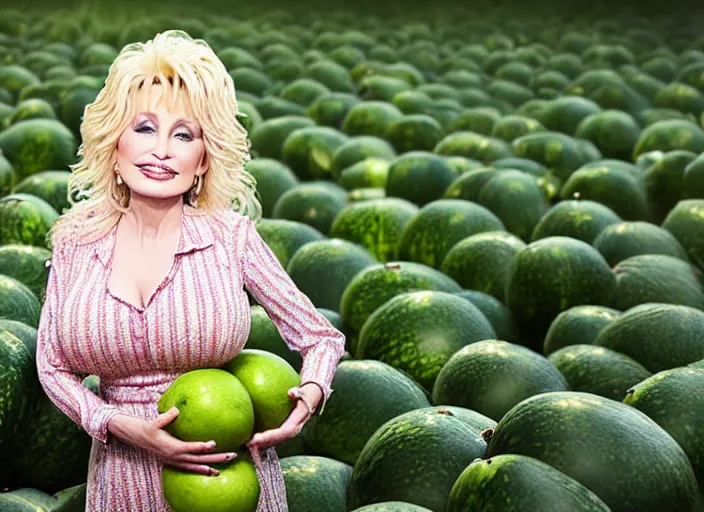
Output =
[
  {"x1": 0, "y1": 244, "x2": 51, "y2": 302},
  {"x1": 476, "y1": 170, "x2": 550, "y2": 242},
  {"x1": 249, "y1": 116, "x2": 315, "y2": 161},
  {"x1": 443, "y1": 167, "x2": 501, "y2": 203},
  {"x1": 455, "y1": 290, "x2": 520, "y2": 342},
  {"x1": 0, "y1": 320, "x2": 39, "y2": 357},
  {"x1": 286, "y1": 239, "x2": 377, "y2": 312},
  {"x1": 542, "y1": 96, "x2": 602, "y2": 136},
  {"x1": 385, "y1": 114, "x2": 444, "y2": 153},
  {"x1": 434, "y1": 131, "x2": 513, "y2": 163},
  {"x1": 441, "y1": 231, "x2": 526, "y2": 303},
  {"x1": 593, "y1": 221, "x2": 689, "y2": 267},
  {"x1": 0, "y1": 118, "x2": 77, "y2": 181},
  {"x1": 448, "y1": 108, "x2": 502, "y2": 136},
  {"x1": 613, "y1": 254, "x2": 704, "y2": 311},
  {"x1": 644, "y1": 150, "x2": 697, "y2": 223},
  {"x1": 531, "y1": 199, "x2": 622, "y2": 245},
  {"x1": 302, "y1": 360, "x2": 430, "y2": 466},
  {"x1": 624, "y1": 367, "x2": 704, "y2": 495},
  {"x1": 548, "y1": 344, "x2": 652, "y2": 401},
  {"x1": 254, "y1": 219, "x2": 325, "y2": 270},
  {"x1": 347, "y1": 408, "x2": 487, "y2": 512},
  {"x1": 397, "y1": 199, "x2": 505, "y2": 269},
  {"x1": 280, "y1": 78, "x2": 330, "y2": 109},
  {"x1": 486, "y1": 392, "x2": 701, "y2": 512},
  {"x1": 0, "y1": 274, "x2": 41, "y2": 328},
  {"x1": 281, "y1": 456, "x2": 353, "y2": 512},
  {"x1": 560, "y1": 166, "x2": 649, "y2": 221},
  {"x1": 330, "y1": 136, "x2": 396, "y2": 180},
  {"x1": 490, "y1": 115, "x2": 546, "y2": 143},
  {"x1": 281, "y1": 126, "x2": 349, "y2": 181},
  {"x1": 338, "y1": 158, "x2": 390, "y2": 191},
  {"x1": 307, "y1": 93, "x2": 361, "y2": 130},
  {"x1": 341, "y1": 101, "x2": 404, "y2": 138},
  {"x1": 683, "y1": 153, "x2": 704, "y2": 198},
  {"x1": 542, "y1": 305, "x2": 621, "y2": 355},
  {"x1": 505, "y1": 236, "x2": 617, "y2": 346},
  {"x1": 352, "y1": 502, "x2": 432, "y2": 511},
  {"x1": 339, "y1": 261, "x2": 462, "y2": 335},
  {"x1": 13, "y1": 170, "x2": 72, "y2": 215},
  {"x1": 633, "y1": 119, "x2": 704, "y2": 161},
  {"x1": 162, "y1": 454, "x2": 260, "y2": 512},
  {"x1": 663, "y1": 199, "x2": 704, "y2": 270},
  {"x1": 271, "y1": 184, "x2": 349, "y2": 236},
  {"x1": 245, "y1": 160, "x2": 299, "y2": 218},
  {"x1": 356, "y1": 291, "x2": 496, "y2": 392},
  {"x1": 432, "y1": 340, "x2": 568, "y2": 421},
  {"x1": 447, "y1": 454, "x2": 610, "y2": 512},
  {"x1": 0, "y1": 193, "x2": 59, "y2": 249},
  {"x1": 511, "y1": 132, "x2": 586, "y2": 182},
  {"x1": 329, "y1": 198, "x2": 419, "y2": 262},
  {"x1": 573, "y1": 111, "x2": 641, "y2": 162},
  {"x1": 384, "y1": 152, "x2": 458, "y2": 207},
  {"x1": 595, "y1": 302, "x2": 704, "y2": 373}
]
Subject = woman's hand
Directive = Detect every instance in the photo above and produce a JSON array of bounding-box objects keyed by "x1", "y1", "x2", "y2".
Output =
[
  {"x1": 107, "y1": 408, "x2": 238, "y2": 476},
  {"x1": 245, "y1": 384, "x2": 322, "y2": 452}
]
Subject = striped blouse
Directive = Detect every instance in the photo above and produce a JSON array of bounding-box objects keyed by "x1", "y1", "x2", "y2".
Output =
[{"x1": 35, "y1": 202, "x2": 346, "y2": 511}]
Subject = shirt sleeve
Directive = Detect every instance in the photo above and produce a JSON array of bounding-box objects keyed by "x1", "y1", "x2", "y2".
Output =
[
  {"x1": 35, "y1": 242, "x2": 132, "y2": 444},
  {"x1": 242, "y1": 215, "x2": 346, "y2": 416}
]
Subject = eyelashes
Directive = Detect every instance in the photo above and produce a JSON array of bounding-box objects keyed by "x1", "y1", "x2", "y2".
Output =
[{"x1": 134, "y1": 125, "x2": 193, "y2": 141}]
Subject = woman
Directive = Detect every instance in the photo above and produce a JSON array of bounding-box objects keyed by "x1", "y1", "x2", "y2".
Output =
[{"x1": 36, "y1": 30, "x2": 345, "y2": 512}]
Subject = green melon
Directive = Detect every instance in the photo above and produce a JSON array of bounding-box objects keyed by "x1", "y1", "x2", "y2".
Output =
[
  {"x1": 397, "y1": 199, "x2": 505, "y2": 269},
  {"x1": 281, "y1": 126, "x2": 349, "y2": 181},
  {"x1": 633, "y1": 119, "x2": 704, "y2": 160},
  {"x1": 329, "y1": 198, "x2": 419, "y2": 262},
  {"x1": 0, "y1": 118, "x2": 76, "y2": 180},
  {"x1": 531, "y1": 199, "x2": 622, "y2": 244},
  {"x1": 548, "y1": 344, "x2": 652, "y2": 401},
  {"x1": 384, "y1": 114, "x2": 444, "y2": 153},
  {"x1": 351, "y1": 503, "x2": 432, "y2": 512},
  {"x1": 434, "y1": 131, "x2": 514, "y2": 163},
  {"x1": 0, "y1": 319, "x2": 37, "y2": 358},
  {"x1": 253, "y1": 218, "x2": 325, "y2": 270},
  {"x1": 330, "y1": 136, "x2": 396, "y2": 181},
  {"x1": 485, "y1": 392, "x2": 701, "y2": 512},
  {"x1": 244, "y1": 305, "x2": 302, "y2": 371},
  {"x1": 432, "y1": 340, "x2": 567, "y2": 421},
  {"x1": 455, "y1": 290, "x2": 520, "y2": 342},
  {"x1": 0, "y1": 193, "x2": 58, "y2": 249},
  {"x1": 540, "y1": 96, "x2": 603, "y2": 136},
  {"x1": 306, "y1": 92, "x2": 361, "y2": 130},
  {"x1": 593, "y1": 221, "x2": 690, "y2": 267},
  {"x1": 302, "y1": 360, "x2": 430, "y2": 465},
  {"x1": 281, "y1": 456, "x2": 353, "y2": 512},
  {"x1": 506, "y1": 237, "x2": 617, "y2": 346},
  {"x1": 511, "y1": 132, "x2": 587, "y2": 181},
  {"x1": 339, "y1": 158, "x2": 390, "y2": 191},
  {"x1": 595, "y1": 302, "x2": 704, "y2": 373},
  {"x1": 663, "y1": 199, "x2": 704, "y2": 270},
  {"x1": 0, "y1": 244, "x2": 51, "y2": 301},
  {"x1": 573, "y1": 110, "x2": 641, "y2": 161},
  {"x1": 357, "y1": 291, "x2": 495, "y2": 391},
  {"x1": 624, "y1": 367, "x2": 704, "y2": 495},
  {"x1": 442, "y1": 167, "x2": 501, "y2": 203},
  {"x1": 446, "y1": 107, "x2": 501, "y2": 135},
  {"x1": 612, "y1": 254, "x2": 704, "y2": 311},
  {"x1": 0, "y1": 274, "x2": 41, "y2": 328},
  {"x1": 542, "y1": 305, "x2": 621, "y2": 355},
  {"x1": 341, "y1": 101, "x2": 404, "y2": 138},
  {"x1": 441, "y1": 231, "x2": 526, "y2": 303},
  {"x1": 447, "y1": 454, "x2": 610, "y2": 512},
  {"x1": 490, "y1": 115, "x2": 546, "y2": 142},
  {"x1": 287, "y1": 239, "x2": 377, "y2": 312},
  {"x1": 644, "y1": 150, "x2": 698, "y2": 223},
  {"x1": 339, "y1": 261, "x2": 462, "y2": 336},
  {"x1": 683, "y1": 153, "x2": 704, "y2": 198},
  {"x1": 271, "y1": 183, "x2": 348, "y2": 235},
  {"x1": 384, "y1": 151, "x2": 458, "y2": 206},
  {"x1": 244, "y1": 159, "x2": 299, "y2": 218},
  {"x1": 347, "y1": 407, "x2": 487, "y2": 511},
  {"x1": 249, "y1": 116, "x2": 315, "y2": 161},
  {"x1": 560, "y1": 164, "x2": 649, "y2": 221}
]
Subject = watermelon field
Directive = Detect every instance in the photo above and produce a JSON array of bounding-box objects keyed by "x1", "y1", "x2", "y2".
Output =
[{"x1": 2, "y1": 0, "x2": 704, "y2": 510}]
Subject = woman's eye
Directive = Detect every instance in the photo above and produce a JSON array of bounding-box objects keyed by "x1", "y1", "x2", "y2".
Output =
[
  {"x1": 135, "y1": 126, "x2": 192, "y2": 141},
  {"x1": 176, "y1": 133, "x2": 193, "y2": 141}
]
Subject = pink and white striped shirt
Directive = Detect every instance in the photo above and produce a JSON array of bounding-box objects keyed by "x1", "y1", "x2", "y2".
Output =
[{"x1": 35, "y1": 202, "x2": 346, "y2": 511}]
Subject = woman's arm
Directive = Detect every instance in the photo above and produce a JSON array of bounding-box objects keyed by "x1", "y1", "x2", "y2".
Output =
[
  {"x1": 36, "y1": 241, "x2": 132, "y2": 444},
  {"x1": 242, "y1": 215, "x2": 346, "y2": 416}
]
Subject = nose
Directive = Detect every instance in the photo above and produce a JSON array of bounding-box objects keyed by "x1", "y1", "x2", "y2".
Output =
[{"x1": 151, "y1": 131, "x2": 172, "y2": 160}]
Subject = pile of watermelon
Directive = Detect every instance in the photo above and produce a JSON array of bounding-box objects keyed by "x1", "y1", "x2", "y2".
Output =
[{"x1": 2, "y1": 2, "x2": 704, "y2": 511}]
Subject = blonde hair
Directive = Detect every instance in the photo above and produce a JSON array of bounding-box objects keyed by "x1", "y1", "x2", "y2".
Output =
[{"x1": 47, "y1": 29, "x2": 260, "y2": 250}]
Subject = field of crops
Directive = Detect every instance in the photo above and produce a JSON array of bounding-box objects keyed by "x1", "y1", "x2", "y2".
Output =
[{"x1": 1, "y1": 1, "x2": 704, "y2": 511}]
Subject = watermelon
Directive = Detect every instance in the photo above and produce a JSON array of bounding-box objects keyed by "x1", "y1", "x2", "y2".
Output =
[
  {"x1": 244, "y1": 305, "x2": 303, "y2": 371},
  {"x1": 244, "y1": 159, "x2": 299, "y2": 218},
  {"x1": 347, "y1": 407, "x2": 487, "y2": 511},
  {"x1": 302, "y1": 360, "x2": 430, "y2": 465},
  {"x1": 542, "y1": 305, "x2": 621, "y2": 355},
  {"x1": 663, "y1": 199, "x2": 704, "y2": 270},
  {"x1": 281, "y1": 125, "x2": 349, "y2": 181},
  {"x1": 643, "y1": 150, "x2": 697, "y2": 223},
  {"x1": 384, "y1": 114, "x2": 444, "y2": 153},
  {"x1": 595, "y1": 303, "x2": 704, "y2": 373},
  {"x1": 330, "y1": 136, "x2": 396, "y2": 181},
  {"x1": 253, "y1": 218, "x2": 325, "y2": 270},
  {"x1": 531, "y1": 199, "x2": 622, "y2": 244},
  {"x1": 356, "y1": 290, "x2": 495, "y2": 391},
  {"x1": 385, "y1": 151, "x2": 458, "y2": 206},
  {"x1": 593, "y1": 221, "x2": 690, "y2": 267},
  {"x1": 341, "y1": 100, "x2": 404, "y2": 138},
  {"x1": 249, "y1": 116, "x2": 316, "y2": 161},
  {"x1": 455, "y1": 290, "x2": 520, "y2": 342},
  {"x1": 624, "y1": 367, "x2": 704, "y2": 494},
  {"x1": 272, "y1": 183, "x2": 348, "y2": 235},
  {"x1": 280, "y1": 456, "x2": 353, "y2": 512},
  {"x1": 548, "y1": 344, "x2": 652, "y2": 401},
  {"x1": 339, "y1": 158, "x2": 390, "y2": 191},
  {"x1": 573, "y1": 110, "x2": 641, "y2": 161},
  {"x1": 633, "y1": 120, "x2": 704, "y2": 160},
  {"x1": 306, "y1": 92, "x2": 361, "y2": 130},
  {"x1": 447, "y1": 454, "x2": 610, "y2": 512},
  {"x1": 485, "y1": 392, "x2": 701, "y2": 512},
  {"x1": 0, "y1": 193, "x2": 58, "y2": 249},
  {"x1": 432, "y1": 340, "x2": 567, "y2": 421}
]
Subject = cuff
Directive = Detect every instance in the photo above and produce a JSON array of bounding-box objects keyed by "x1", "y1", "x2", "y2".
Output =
[
  {"x1": 88, "y1": 404, "x2": 128, "y2": 444},
  {"x1": 299, "y1": 380, "x2": 333, "y2": 417}
]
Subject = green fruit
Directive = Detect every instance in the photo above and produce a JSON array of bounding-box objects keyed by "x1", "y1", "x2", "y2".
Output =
[
  {"x1": 663, "y1": 199, "x2": 704, "y2": 270},
  {"x1": 486, "y1": 392, "x2": 701, "y2": 512},
  {"x1": 455, "y1": 290, "x2": 520, "y2": 342},
  {"x1": 157, "y1": 369, "x2": 254, "y2": 452},
  {"x1": 543, "y1": 305, "x2": 621, "y2": 355},
  {"x1": 0, "y1": 193, "x2": 58, "y2": 249},
  {"x1": 532, "y1": 200, "x2": 622, "y2": 244},
  {"x1": 281, "y1": 456, "x2": 353, "y2": 512},
  {"x1": 447, "y1": 454, "x2": 610, "y2": 512},
  {"x1": 593, "y1": 221, "x2": 689, "y2": 267},
  {"x1": 224, "y1": 349, "x2": 300, "y2": 432},
  {"x1": 162, "y1": 455, "x2": 259, "y2": 512}
]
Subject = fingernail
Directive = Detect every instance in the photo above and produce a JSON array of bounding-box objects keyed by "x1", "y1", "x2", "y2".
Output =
[
  {"x1": 206, "y1": 440, "x2": 216, "y2": 448},
  {"x1": 225, "y1": 453, "x2": 237, "y2": 461},
  {"x1": 210, "y1": 468, "x2": 219, "y2": 476}
]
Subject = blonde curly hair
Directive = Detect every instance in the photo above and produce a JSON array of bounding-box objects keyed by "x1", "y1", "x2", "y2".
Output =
[{"x1": 46, "y1": 29, "x2": 260, "y2": 250}]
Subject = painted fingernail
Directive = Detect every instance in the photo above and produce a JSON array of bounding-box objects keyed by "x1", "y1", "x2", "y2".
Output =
[
  {"x1": 225, "y1": 453, "x2": 237, "y2": 461},
  {"x1": 206, "y1": 440, "x2": 216, "y2": 449},
  {"x1": 210, "y1": 468, "x2": 219, "y2": 476}
]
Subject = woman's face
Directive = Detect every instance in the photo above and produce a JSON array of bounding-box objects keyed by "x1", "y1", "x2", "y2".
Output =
[{"x1": 115, "y1": 84, "x2": 206, "y2": 204}]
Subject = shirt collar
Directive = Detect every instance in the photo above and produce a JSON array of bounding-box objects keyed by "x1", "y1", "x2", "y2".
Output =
[{"x1": 92, "y1": 203, "x2": 225, "y2": 268}]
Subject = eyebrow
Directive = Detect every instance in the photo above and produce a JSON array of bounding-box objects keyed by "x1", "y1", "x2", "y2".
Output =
[{"x1": 137, "y1": 112, "x2": 196, "y2": 129}]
